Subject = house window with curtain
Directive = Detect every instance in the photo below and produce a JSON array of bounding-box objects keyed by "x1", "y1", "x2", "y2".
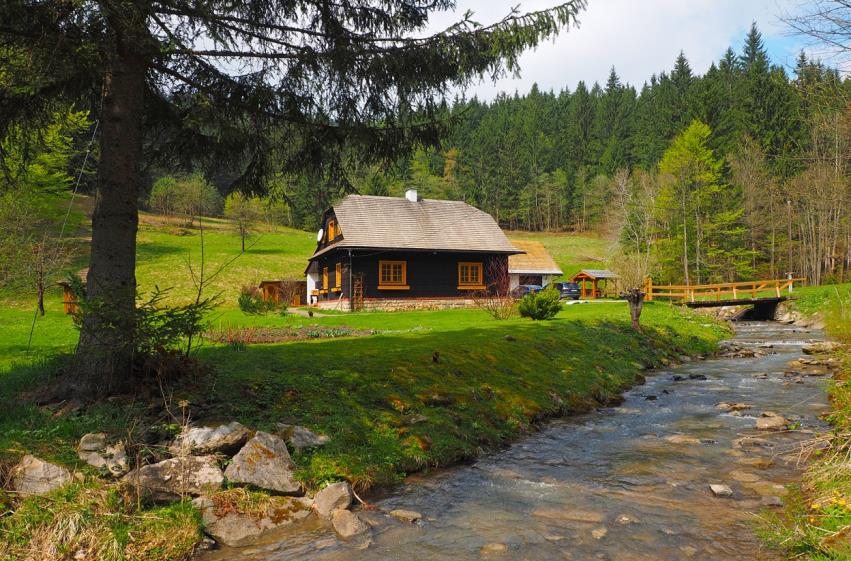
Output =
[{"x1": 334, "y1": 262, "x2": 342, "y2": 291}]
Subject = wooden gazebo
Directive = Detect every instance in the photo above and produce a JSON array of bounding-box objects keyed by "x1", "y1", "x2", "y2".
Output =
[{"x1": 571, "y1": 269, "x2": 618, "y2": 299}]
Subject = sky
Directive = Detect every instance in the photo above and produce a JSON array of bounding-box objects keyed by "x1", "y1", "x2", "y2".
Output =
[{"x1": 429, "y1": 0, "x2": 813, "y2": 100}]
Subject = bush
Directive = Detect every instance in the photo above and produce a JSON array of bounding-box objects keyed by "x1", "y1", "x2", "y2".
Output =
[
  {"x1": 238, "y1": 285, "x2": 285, "y2": 315},
  {"x1": 518, "y1": 288, "x2": 562, "y2": 320}
]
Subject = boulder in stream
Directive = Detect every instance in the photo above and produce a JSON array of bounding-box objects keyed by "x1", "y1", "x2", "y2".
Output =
[
  {"x1": 755, "y1": 412, "x2": 788, "y2": 431},
  {"x1": 331, "y1": 509, "x2": 370, "y2": 538},
  {"x1": 389, "y1": 509, "x2": 423, "y2": 523},
  {"x1": 313, "y1": 481, "x2": 353, "y2": 518},
  {"x1": 802, "y1": 341, "x2": 842, "y2": 355},
  {"x1": 193, "y1": 495, "x2": 313, "y2": 547},
  {"x1": 480, "y1": 543, "x2": 508, "y2": 554},
  {"x1": 709, "y1": 483, "x2": 734, "y2": 497}
]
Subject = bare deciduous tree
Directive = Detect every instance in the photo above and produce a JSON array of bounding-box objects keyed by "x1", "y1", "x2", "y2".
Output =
[{"x1": 783, "y1": 1, "x2": 851, "y2": 71}]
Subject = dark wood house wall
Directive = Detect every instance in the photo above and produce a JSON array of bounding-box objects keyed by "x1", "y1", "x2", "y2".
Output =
[{"x1": 311, "y1": 249, "x2": 508, "y2": 305}]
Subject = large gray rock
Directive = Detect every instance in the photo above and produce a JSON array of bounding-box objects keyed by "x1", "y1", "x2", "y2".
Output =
[
  {"x1": 11, "y1": 455, "x2": 73, "y2": 496},
  {"x1": 803, "y1": 341, "x2": 842, "y2": 355},
  {"x1": 755, "y1": 412, "x2": 788, "y2": 431},
  {"x1": 78, "y1": 433, "x2": 129, "y2": 477},
  {"x1": 277, "y1": 423, "x2": 330, "y2": 451},
  {"x1": 124, "y1": 456, "x2": 223, "y2": 501},
  {"x1": 313, "y1": 481, "x2": 352, "y2": 518},
  {"x1": 170, "y1": 422, "x2": 251, "y2": 456},
  {"x1": 331, "y1": 509, "x2": 370, "y2": 539},
  {"x1": 225, "y1": 432, "x2": 301, "y2": 494},
  {"x1": 193, "y1": 495, "x2": 313, "y2": 546}
]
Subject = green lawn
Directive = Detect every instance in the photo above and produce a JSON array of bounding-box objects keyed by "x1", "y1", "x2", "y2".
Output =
[
  {"x1": 0, "y1": 210, "x2": 612, "y2": 370},
  {"x1": 0, "y1": 303, "x2": 728, "y2": 483}
]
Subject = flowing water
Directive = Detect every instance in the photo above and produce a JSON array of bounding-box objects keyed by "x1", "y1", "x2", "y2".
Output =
[{"x1": 202, "y1": 322, "x2": 832, "y2": 561}]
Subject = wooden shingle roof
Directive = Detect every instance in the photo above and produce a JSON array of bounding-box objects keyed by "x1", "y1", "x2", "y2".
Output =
[
  {"x1": 310, "y1": 194, "x2": 521, "y2": 258},
  {"x1": 507, "y1": 241, "x2": 563, "y2": 275}
]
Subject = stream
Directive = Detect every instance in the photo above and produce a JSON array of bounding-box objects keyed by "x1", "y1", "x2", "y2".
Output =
[{"x1": 202, "y1": 321, "x2": 832, "y2": 561}]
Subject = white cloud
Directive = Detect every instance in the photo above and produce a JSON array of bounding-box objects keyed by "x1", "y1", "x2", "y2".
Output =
[{"x1": 429, "y1": 0, "x2": 805, "y2": 99}]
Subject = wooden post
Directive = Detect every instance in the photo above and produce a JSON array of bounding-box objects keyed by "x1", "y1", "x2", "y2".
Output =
[
  {"x1": 644, "y1": 277, "x2": 653, "y2": 302},
  {"x1": 733, "y1": 286, "x2": 737, "y2": 300}
]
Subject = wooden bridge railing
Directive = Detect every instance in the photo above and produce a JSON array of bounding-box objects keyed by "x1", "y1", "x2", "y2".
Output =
[{"x1": 643, "y1": 277, "x2": 807, "y2": 303}]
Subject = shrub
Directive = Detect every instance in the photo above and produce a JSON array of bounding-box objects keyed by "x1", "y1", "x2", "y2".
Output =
[
  {"x1": 518, "y1": 287, "x2": 562, "y2": 320},
  {"x1": 238, "y1": 285, "x2": 285, "y2": 315},
  {"x1": 72, "y1": 286, "x2": 215, "y2": 367}
]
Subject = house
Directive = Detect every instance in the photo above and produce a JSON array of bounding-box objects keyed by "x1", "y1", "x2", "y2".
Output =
[
  {"x1": 305, "y1": 190, "x2": 523, "y2": 311},
  {"x1": 571, "y1": 269, "x2": 618, "y2": 299},
  {"x1": 507, "y1": 240, "x2": 563, "y2": 291}
]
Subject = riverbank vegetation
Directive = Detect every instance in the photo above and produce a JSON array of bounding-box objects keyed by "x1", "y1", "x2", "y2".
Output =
[{"x1": 759, "y1": 286, "x2": 851, "y2": 560}]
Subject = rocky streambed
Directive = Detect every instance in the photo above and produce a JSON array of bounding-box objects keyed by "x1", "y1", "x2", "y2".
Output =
[{"x1": 195, "y1": 321, "x2": 839, "y2": 561}]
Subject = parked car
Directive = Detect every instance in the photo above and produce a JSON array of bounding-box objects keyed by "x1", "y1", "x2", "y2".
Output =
[
  {"x1": 552, "y1": 281, "x2": 581, "y2": 300},
  {"x1": 513, "y1": 284, "x2": 543, "y2": 297}
]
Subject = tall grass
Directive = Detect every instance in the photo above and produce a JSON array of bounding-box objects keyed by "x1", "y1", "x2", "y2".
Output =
[
  {"x1": 759, "y1": 286, "x2": 851, "y2": 560},
  {"x1": 0, "y1": 480, "x2": 201, "y2": 561},
  {"x1": 824, "y1": 286, "x2": 851, "y2": 345}
]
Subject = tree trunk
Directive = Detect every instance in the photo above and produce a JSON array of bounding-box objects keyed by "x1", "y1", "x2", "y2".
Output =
[
  {"x1": 37, "y1": 277, "x2": 45, "y2": 316},
  {"x1": 623, "y1": 288, "x2": 644, "y2": 331},
  {"x1": 629, "y1": 298, "x2": 643, "y2": 331},
  {"x1": 74, "y1": 50, "x2": 146, "y2": 394}
]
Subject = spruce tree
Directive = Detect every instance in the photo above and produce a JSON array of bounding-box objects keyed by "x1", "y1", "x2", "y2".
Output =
[{"x1": 0, "y1": 0, "x2": 588, "y2": 395}]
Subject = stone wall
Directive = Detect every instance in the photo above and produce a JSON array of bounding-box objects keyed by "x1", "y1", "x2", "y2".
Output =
[{"x1": 315, "y1": 297, "x2": 477, "y2": 312}]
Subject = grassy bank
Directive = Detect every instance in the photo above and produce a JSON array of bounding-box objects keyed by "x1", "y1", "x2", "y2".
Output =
[
  {"x1": 1, "y1": 208, "x2": 721, "y2": 559},
  {"x1": 760, "y1": 284, "x2": 851, "y2": 560},
  {"x1": 1, "y1": 303, "x2": 728, "y2": 560}
]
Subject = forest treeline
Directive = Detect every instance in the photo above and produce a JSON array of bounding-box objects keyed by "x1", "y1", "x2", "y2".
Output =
[
  {"x1": 310, "y1": 24, "x2": 849, "y2": 285},
  {"x1": 3, "y1": 25, "x2": 850, "y2": 288}
]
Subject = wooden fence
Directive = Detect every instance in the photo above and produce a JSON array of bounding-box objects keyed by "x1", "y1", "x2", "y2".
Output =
[{"x1": 644, "y1": 277, "x2": 807, "y2": 303}]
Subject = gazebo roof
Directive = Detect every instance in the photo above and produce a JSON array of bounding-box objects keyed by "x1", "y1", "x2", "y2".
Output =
[{"x1": 572, "y1": 269, "x2": 618, "y2": 280}]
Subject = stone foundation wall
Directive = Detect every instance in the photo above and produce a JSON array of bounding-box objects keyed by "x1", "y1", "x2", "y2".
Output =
[{"x1": 315, "y1": 297, "x2": 477, "y2": 312}]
